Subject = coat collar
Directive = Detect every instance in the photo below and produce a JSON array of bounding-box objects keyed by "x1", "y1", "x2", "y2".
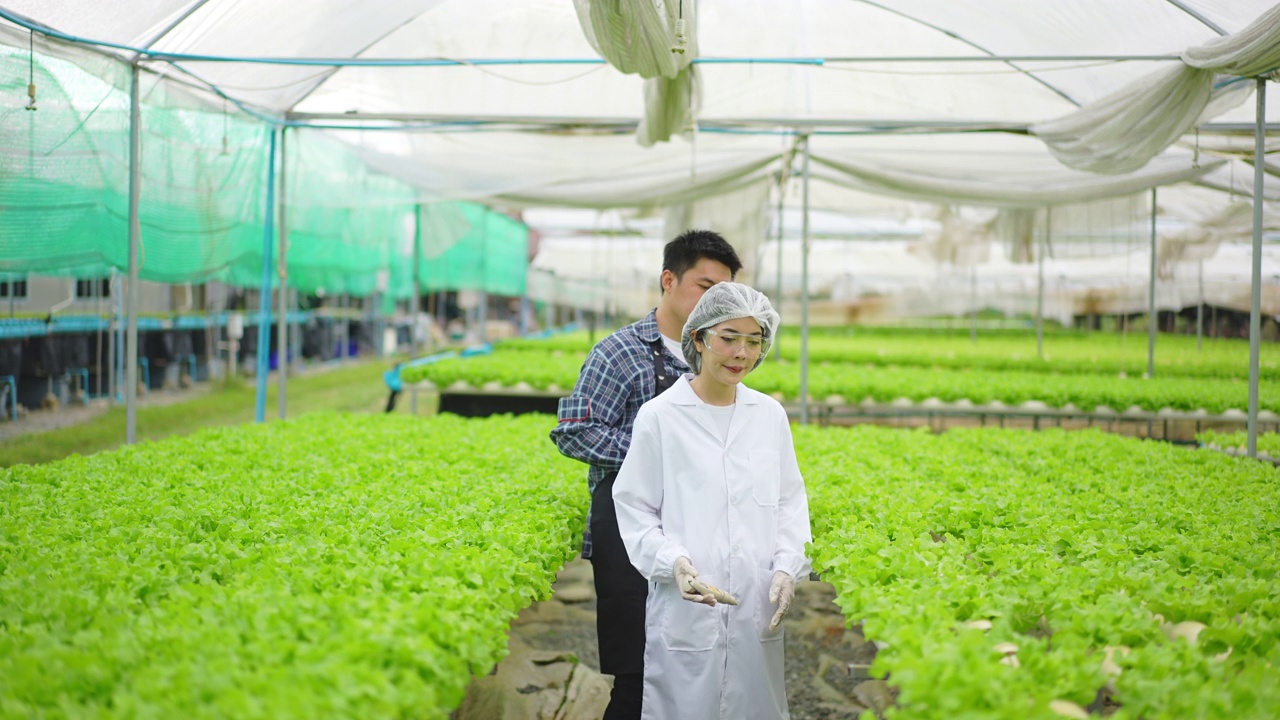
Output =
[
  {"x1": 666, "y1": 374, "x2": 762, "y2": 406},
  {"x1": 664, "y1": 375, "x2": 762, "y2": 448}
]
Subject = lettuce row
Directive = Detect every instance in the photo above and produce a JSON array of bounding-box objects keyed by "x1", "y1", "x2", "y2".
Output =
[
  {"x1": 496, "y1": 330, "x2": 1276, "y2": 381},
  {"x1": 1196, "y1": 429, "x2": 1280, "y2": 457},
  {"x1": 802, "y1": 426, "x2": 1280, "y2": 720},
  {"x1": 402, "y1": 350, "x2": 1280, "y2": 414},
  {"x1": 0, "y1": 412, "x2": 587, "y2": 719}
]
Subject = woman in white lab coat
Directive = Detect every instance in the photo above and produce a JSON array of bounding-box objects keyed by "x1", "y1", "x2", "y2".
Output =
[{"x1": 613, "y1": 282, "x2": 812, "y2": 720}]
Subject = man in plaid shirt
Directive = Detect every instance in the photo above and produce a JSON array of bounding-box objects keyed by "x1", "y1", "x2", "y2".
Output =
[{"x1": 551, "y1": 229, "x2": 742, "y2": 720}]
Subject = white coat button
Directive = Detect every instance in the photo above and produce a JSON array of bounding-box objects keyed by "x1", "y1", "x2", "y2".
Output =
[
  {"x1": 732, "y1": 544, "x2": 740, "y2": 553},
  {"x1": 730, "y1": 495, "x2": 737, "y2": 503}
]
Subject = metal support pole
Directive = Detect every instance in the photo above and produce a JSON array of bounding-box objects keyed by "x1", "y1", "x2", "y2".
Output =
[
  {"x1": 774, "y1": 176, "x2": 785, "y2": 362},
  {"x1": 410, "y1": 204, "x2": 422, "y2": 414},
  {"x1": 372, "y1": 290, "x2": 381, "y2": 358},
  {"x1": 1248, "y1": 77, "x2": 1266, "y2": 459},
  {"x1": 290, "y1": 288, "x2": 301, "y2": 371},
  {"x1": 125, "y1": 65, "x2": 142, "y2": 444},
  {"x1": 969, "y1": 263, "x2": 977, "y2": 344},
  {"x1": 339, "y1": 294, "x2": 348, "y2": 363},
  {"x1": 1148, "y1": 187, "x2": 1158, "y2": 379},
  {"x1": 111, "y1": 269, "x2": 121, "y2": 402},
  {"x1": 1197, "y1": 260, "x2": 1204, "y2": 352},
  {"x1": 277, "y1": 128, "x2": 289, "y2": 420},
  {"x1": 799, "y1": 135, "x2": 812, "y2": 425},
  {"x1": 255, "y1": 127, "x2": 278, "y2": 423},
  {"x1": 1036, "y1": 209, "x2": 1047, "y2": 361},
  {"x1": 478, "y1": 213, "x2": 489, "y2": 343}
]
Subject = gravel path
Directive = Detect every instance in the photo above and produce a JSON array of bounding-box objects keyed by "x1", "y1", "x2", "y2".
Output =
[
  {"x1": 0, "y1": 384, "x2": 215, "y2": 442},
  {"x1": 507, "y1": 558, "x2": 881, "y2": 719}
]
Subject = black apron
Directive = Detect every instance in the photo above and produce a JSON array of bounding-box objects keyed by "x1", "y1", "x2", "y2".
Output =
[{"x1": 589, "y1": 337, "x2": 677, "y2": 676}]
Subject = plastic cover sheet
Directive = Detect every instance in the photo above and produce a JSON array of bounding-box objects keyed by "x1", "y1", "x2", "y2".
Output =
[
  {"x1": 1032, "y1": 3, "x2": 1280, "y2": 174},
  {"x1": 574, "y1": 0, "x2": 698, "y2": 144},
  {"x1": 809, "y1": 134, "x2": 1225, "y2": 207},
  {"x1": 4, "y1": 0, "x2": 1280, "y2": 315},
  {"x1": 343, "y1": 129, "x2": 787, "y2": 208},
  {"x1": 662, "y1": 179, "x2": 772, "y2": 284}
]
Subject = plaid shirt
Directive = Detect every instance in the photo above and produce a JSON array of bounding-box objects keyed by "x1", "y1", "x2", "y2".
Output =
[{"x1": 550, "y1": 309, "x2": 690, "y2": 557}]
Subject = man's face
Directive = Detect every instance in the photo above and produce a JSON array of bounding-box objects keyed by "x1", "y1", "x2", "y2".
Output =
[{"x1": 662, "y1": 258, "x2": 734, "y2": 325}]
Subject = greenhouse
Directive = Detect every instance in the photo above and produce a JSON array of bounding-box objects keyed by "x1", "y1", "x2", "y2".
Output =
[{"x1": 2, "y1": 1, "x2": 1279, "y2": 718}]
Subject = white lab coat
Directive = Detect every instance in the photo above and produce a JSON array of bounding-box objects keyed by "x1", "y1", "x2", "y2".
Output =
[{"x1": 613, "y1": 374, "x2": 812, "y2": 720}]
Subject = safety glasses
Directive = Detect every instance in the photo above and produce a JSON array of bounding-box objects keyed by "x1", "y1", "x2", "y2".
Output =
[{"x1": 701, "y1": 329, "x2": 765, "y2": 356}]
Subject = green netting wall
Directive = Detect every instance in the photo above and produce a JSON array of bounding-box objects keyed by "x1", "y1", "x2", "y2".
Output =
[
  {"x1": 417, "y1": 203, "x2": 529, "y2": 297},
  {"x1": 0, "y1": 33, "x2": 528, "y2": 299}
]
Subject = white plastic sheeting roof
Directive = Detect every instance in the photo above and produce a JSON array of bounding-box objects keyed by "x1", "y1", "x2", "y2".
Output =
[
  {"x1": 4, "y1": 1, "x2": 1273, "y2": 117},
  {"x1": 3, "y1": 0, "x2": 1277, "y2": 211},
  {"x1": 4, "y1": 0, "x2": 1280, "y2": 318}
]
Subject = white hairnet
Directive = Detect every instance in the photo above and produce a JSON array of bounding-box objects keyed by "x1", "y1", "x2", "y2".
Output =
[{"x1": 681, "y1": 282, "x2": 780, "y2": 373}]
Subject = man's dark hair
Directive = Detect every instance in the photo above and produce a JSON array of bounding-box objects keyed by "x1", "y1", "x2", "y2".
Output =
[{"x1": 662, "y1": 229, "x2": 743, "y2": 281}]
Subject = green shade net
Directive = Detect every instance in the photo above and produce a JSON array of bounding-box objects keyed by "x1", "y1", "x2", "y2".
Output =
[
  {"x1": 0, "y1": 33, "x2": 528, "y2": 299},
  {"x1": 417, "y1": 203, "x2": 529, "y2": 297}
]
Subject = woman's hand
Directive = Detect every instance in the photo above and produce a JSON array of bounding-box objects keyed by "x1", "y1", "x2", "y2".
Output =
[
  {"x1": 768, "y1": 571, "x2": 794, "y2": 631},
  {"x1": 674, "y1": 556, "x2": 739, "y2": 605},
  {"x1": 674, "y1": 556, "x2": 715, "y2": 605}
]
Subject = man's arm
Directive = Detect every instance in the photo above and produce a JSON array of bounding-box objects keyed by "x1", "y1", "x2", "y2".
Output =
[{"x1": 550, "y1": 342, "x2": 635, "y2": 468}]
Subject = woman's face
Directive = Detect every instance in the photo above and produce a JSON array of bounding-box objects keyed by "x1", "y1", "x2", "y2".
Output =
[{"x1": 693, "y1": 316, "x2": 764, "y2": 387}]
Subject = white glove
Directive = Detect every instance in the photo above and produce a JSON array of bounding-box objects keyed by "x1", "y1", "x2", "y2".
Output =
[
  {"x1": 675, "y1": 556, "x2": 716, "y2": 605},
  {"x1": 768, "y1": 571, "x2": 794, "y2": 632}
]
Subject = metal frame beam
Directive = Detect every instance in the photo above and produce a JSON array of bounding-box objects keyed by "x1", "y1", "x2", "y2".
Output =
[
  {"x1": 1248, "y1": 78, "x2": 1266, "y2": 458},
  {"x1": 125, "y1": 65, "x2": 141, "y2": 443}
]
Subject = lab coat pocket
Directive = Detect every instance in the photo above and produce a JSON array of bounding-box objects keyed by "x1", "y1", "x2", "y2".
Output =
[
  {"x1": 749, "y1": 450, "x2": 781, "y2": 506},
  {"x1": 659, "y1": 587, "x2": 719, "y2": 652},
  {"x1": 756, "y1": 568, "x2": 785, "y2": 642}
]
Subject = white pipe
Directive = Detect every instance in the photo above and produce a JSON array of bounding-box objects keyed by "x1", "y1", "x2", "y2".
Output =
[
  {"x1": 774, "y1": 175, "x2": 785, "y2": 363},
  {"x1": 126, "y1": 64, "x2": 141, "y2": 444},
  {"x1": 48, "y1": 282, "x2": 76, "y2": 315},
  {"x1": 113, "y1": 269, "x2": 122, "y2": 401},
  {"x1": 969, "y1": 263, "x2": 977, "y2": 344},
  {"x1": 1036, "y1": 209, "x2": 1046, "y2": 361},
  {"x1": 1248, "y1": 77, "x2": 1266, "y2": 459},
  {"x1": 1197, "y1": 261, "x2": 1203, "y2": 352},
  {"x1": 799, "y1": 135, "x2": 811, "y2": 425},
  {"x1": 410, "y1": 204, "x2": 422, "y2": 414},
  {"x1": 277, "y1": 127, "x2": 289, "y2": 421},
  {"x1": 1148, "y1": 187, "x2": 1158, "y2": 379}
]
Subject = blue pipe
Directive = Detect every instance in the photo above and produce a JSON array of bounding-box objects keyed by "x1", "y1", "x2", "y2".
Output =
[
  {"x1": 0, "y1": 13, "x2": 827, "y2": 69},
  {"x1": 4, "y1": 9, "x2": 1185, "y2": 70},
  {"x1": 186, "y1": 354, "x2": 199, "y2": 383},
  {"x1": 139, "y1": 357, "x2": 150, "y2": 392},
  {"x1": 255, "y1": 127, "x2": 278, "y2": 423}
]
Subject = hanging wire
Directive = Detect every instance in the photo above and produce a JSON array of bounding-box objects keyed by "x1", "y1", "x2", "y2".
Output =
[
  {"x1": 221, "y1": 97, "x2": 230, "y2": 155},
  {"x1": 26, "y1": 29, "x2": 37, "y2": 111},
  {"x1": 445, "y1": 59, "x2": 608, "y2": 86},
  {"x1": 672, "y1": 0, "x2": 687, "y2": 54}
]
